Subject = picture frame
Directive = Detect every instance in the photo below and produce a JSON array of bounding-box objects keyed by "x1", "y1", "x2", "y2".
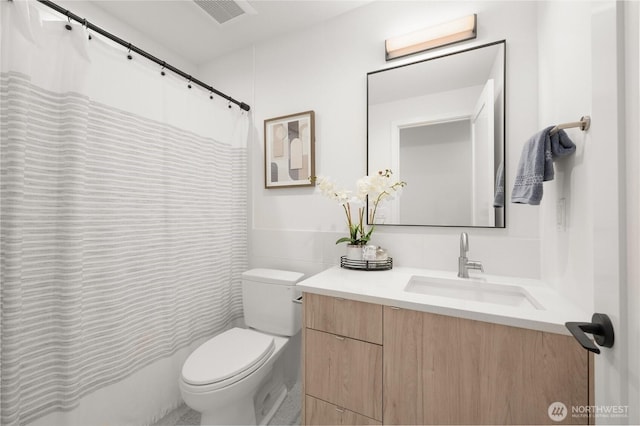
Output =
[{"x1": 264, "y1": 110, "x2": 315, "y2": 188}]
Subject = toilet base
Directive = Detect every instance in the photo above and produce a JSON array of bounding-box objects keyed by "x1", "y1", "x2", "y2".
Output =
[
  {"x1": 256, "y1": 385, "x2": 287, "y2": 426},
  {"x1": 199, "y1": 393, "x2": 256, "y2": 425},
  {"x1": 198, "y1": 384, "x2": 286, "y2": 426}
]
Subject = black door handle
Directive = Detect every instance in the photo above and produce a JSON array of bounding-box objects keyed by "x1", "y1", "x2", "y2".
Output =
[{"x1": 565, "y1": 313, "x2": 614, "y2": 354}]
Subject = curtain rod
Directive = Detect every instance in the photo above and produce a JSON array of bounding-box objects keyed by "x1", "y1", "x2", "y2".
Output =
[{"x1": 34, "y1": 0, "x2": 251, "y2": 112}]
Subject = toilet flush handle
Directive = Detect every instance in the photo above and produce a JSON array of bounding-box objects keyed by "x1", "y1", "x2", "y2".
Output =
[{"x1": 292, "y1": 295, "x2": 303, "y2": 304}]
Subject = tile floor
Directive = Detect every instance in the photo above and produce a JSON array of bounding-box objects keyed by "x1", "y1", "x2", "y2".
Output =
[{"x1": 152, "y1": 381, "x2": 301, "y2": 426}]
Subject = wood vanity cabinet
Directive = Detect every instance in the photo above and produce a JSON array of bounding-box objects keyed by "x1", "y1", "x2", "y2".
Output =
[
  {"x1": 303, "y1": 293, "x2": 383, "y2": 425},
  {"x1": 383, "y1": 306, "x2": 592, "y2": 425},
  {"x1": 302, "y1": 293, "x2": 591, "y2": 426}
]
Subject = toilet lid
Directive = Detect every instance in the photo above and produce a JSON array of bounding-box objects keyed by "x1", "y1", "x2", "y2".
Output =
[{"x1": 182, "y1": 328, "x2": 275, "y2": 386}]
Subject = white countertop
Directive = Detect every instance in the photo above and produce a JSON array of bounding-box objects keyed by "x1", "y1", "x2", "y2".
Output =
[{"x1": 297, "y1": 266, "x2": 589, "y2": 335}]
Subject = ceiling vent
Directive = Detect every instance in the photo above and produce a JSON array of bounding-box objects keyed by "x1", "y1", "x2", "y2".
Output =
[{"x1": 193, "y1": 0, "x2": 254, "y2": 25}]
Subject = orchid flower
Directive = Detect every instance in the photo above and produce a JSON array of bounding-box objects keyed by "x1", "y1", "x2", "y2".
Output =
[{"x1": 314, "y1": 170, "x2": 406, "y2": 245}]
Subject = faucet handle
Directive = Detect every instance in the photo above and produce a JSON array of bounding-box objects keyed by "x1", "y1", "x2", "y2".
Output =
[{"x1": 467, "y1": 260, "x2": 484, "y2": 273}]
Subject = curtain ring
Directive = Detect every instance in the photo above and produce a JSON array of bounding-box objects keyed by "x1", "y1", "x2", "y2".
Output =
[
  {"x1": 83, "y1": 18, "x2": 92, "y2": 39},
  {"x1": 160, "y1": 61, "x2": 166, "y2": 76},
  {"x1": 127, "y1": 43, "x2": 132, "y2": 60},
  {"x1": 64, "y1": 11, "x2": 72, "y2": 31},
  {"x1": 209, "y1": 91, "x2": 213, "y2": 100},
  {"x1": 187, "y1": 76, "x2": 192, "y2": 89}
]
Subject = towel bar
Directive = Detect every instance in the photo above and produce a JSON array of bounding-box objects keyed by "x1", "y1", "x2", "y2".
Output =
[{"x1": 550, "y1": 115, "x2": 591, "y2": 135}]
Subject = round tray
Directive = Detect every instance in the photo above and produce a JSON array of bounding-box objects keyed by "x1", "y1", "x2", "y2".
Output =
[{"x1": 340, "y1": 256, "x2": 393, "y2": 271}]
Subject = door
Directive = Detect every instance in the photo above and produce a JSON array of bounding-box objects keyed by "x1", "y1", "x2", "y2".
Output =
[
  {"x1": 589, "y1": 2, "x2": 630, "y2": 423},
  {"x1": 470, "y1": 78, "x2": 495, "y2": 227}
]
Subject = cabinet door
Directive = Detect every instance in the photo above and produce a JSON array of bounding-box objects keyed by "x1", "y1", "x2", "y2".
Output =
[
  {"x1": 383, "y1": 307, "x2": 590, "y2": 425},
  {"x1": 383, "y1": 306, "x2": 425, "y2": 425},
  {"x1": 304, "y1": 293, "x2": 383, "y2": 344},
  {"x1": 305, "y1": 328, "x2": 383, "y2": 421},
  {"x1": 305, "y1": 395, "x2": 381, "y2": 425}
]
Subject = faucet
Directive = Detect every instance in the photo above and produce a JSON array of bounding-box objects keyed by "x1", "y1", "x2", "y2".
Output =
[{"x1": 457, "y1": 232, "x2": 484, "y2": 278}]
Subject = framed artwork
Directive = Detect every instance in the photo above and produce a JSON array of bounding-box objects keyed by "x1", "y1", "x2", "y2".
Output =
[{"x1": 264, "y1": 110, "x2": 315, "y2": 188}]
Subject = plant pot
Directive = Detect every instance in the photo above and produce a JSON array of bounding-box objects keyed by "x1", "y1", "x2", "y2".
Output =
[{"x1": 345, "y1": 244, "x2": 364, "y2": 261}]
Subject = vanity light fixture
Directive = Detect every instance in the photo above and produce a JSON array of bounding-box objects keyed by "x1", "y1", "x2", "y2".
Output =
[{"x1": 385, "y1": 14, "x2": 477, "y2": 61}]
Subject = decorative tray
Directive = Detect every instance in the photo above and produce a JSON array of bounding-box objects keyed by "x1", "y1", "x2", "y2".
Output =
[{"x1": 340, "y1": 256, "x2": 393, "y2": 271}]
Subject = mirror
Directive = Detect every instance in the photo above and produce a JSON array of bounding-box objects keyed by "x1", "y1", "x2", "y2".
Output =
[{"x1": 367, "y1": 40, "x2": 505, "y2": 227}]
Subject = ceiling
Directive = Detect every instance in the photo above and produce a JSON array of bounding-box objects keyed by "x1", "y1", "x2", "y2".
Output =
[{"x1": 92, "y1": 0, "x2": 371, "y2": 66}]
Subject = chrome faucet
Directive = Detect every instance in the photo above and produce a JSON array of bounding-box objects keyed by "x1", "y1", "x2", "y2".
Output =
[{"x1": 457, "y1": 232, "x2": 484, "y2": 278}]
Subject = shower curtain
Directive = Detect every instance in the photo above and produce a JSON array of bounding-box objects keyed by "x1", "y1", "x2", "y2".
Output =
[{"x1": 0, "y1": 2, "x2": 249, "y2": 425}]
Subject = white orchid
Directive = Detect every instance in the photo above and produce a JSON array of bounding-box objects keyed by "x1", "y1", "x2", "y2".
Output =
[{"x1": 313, "y1": 170, "x2": 406, "y2": 245}]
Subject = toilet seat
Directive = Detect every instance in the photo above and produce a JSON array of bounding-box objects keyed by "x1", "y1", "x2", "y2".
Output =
[{"x1": 181, "y1": 328, "x2": 275, "y2": 390}]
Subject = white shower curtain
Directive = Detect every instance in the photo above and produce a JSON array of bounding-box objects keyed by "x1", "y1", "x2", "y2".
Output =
[{"x1": 0, "y1": 2, "x2": 249, "y2": 425}]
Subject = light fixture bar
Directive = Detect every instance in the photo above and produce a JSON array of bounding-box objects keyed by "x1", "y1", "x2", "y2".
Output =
[{"x1": 385, "y1": 14, "x2": 477, "y2": 61}]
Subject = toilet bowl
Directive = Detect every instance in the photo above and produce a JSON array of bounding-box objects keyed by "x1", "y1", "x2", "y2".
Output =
[{"x1": 179, "y1": 269, "x2": 303, "y2": 425}]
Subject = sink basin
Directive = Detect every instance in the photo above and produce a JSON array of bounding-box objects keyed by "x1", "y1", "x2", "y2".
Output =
[{"x1": 404, "y1": 275, "x2": 544, "y2": 310}]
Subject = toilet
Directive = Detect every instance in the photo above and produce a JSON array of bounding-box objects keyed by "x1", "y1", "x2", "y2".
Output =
[{"x1": 179, "y1": 268, "x2": 304, "y2": 425}]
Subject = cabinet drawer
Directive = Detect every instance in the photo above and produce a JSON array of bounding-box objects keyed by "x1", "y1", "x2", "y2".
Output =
[
  {"x1": 305, "y1": 395, "x2": 381, "y2": 425},
  {"x1": 305, "y1": 328, "x2": 383, "y2": 421},
  {"x1": 304, "y1": 292, "x2": 382, "y2": 344}
]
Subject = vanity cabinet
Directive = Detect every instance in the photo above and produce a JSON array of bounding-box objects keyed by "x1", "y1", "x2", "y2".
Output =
[
  {"x1": 303, "y1": 293, "x2": 592, "y2": 425},
  {"x1": 383, "y1": 306, "x2": 591, "y2": 425},
  {"x1": 303, "y1": 293, "x2": 383, "y2": 424}
]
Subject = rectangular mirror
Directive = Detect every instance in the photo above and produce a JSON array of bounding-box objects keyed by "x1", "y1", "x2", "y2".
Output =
[{"x1": 367, "y1": 40, "x2": 505, "y2": 227}]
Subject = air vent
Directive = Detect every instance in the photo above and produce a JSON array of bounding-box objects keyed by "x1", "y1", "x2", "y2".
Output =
[{"x1": 194, "y1": 0, "x2": 246, "y2": 24}]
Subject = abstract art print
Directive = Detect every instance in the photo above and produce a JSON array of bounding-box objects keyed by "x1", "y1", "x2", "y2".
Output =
[{"x1": 264, "y1": 111, "x2": 315, "y2": 188}]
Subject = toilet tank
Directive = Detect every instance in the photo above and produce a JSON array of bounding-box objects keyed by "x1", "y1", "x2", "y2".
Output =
[{"x1": 241, "y1": 269, "x2": 304, "y2": 336}]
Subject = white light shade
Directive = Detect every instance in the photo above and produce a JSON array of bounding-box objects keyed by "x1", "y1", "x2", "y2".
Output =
[{"x1": 385, "y1": 14, "x2": 477, "y2": 61}]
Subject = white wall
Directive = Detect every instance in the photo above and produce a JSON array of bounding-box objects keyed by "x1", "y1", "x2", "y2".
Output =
[
  {"x1": 536, "y1": 1, "x2": 593, "y2": 310},
  {"x1": 200, "y1": 0, "x2": 541, "y2": 279}
]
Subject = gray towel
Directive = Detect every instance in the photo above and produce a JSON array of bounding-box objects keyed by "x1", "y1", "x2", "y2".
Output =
[
  {"x1": 493, "y1": 161, "x2": 504, "y2": 208},
  {"x1": 511, "y1": 126, "x2": 576, "y2": 205}
]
